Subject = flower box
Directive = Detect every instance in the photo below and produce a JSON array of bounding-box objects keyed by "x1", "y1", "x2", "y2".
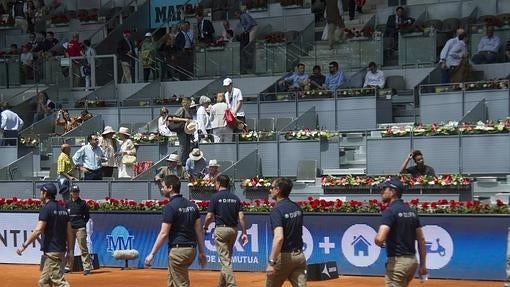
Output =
[
  {"x1": 189, "y1": 187, "x2": 215, "y2": 201},
  {"x1": 322, "y1": 185, "x2": 372, "y2": 194},
  {"x1": 243, "y1": 187, "x2": 270, "y2": 200}
]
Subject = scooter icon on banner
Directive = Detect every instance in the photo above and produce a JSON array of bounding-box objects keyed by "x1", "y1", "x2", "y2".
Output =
[{"x1": 425, "y1": 238, "x2": 446, "y2": 257}]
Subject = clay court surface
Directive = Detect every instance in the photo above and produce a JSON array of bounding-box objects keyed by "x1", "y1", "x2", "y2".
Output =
[{"x1": 1, "y1": 264, "x2": 502, "y2": 287}]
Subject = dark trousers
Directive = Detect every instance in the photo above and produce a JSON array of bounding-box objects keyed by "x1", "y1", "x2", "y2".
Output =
[
  {"x1": 177, "y1": 132, "x2": 192, "y2": 165},
  {"x1": 440, "y1": 66, "x2": 456, "y2": 84},
  {"x1": 2, "y1": 130, "x2": 18, "y2": 146},
  {"x1": 84, "y1": 168, "x2": 102, "y2": 180},
  {"x1": 102, "y1": 166, "x2": 115, "y2": 178}
]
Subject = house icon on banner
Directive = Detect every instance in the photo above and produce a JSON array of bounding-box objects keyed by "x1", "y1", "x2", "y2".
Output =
[{"x1": 351, "y1": 235, "x2": 371, "y2": 256}]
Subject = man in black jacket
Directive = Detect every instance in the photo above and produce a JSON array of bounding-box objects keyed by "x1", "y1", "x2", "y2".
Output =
[
  {"x1": 64, "y1": 185, "x2": 93, "y2": 275},
  {"x1": 117, "y1": 29, "x2": 136, "y2": 83},
  {"x1": 196, "y1": 13, "x2": 215, "y2": 46}
]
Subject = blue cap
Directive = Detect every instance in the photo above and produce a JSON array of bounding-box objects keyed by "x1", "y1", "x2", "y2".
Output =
[
  {"x1": 38, "y1": 183, "x2": 58, "y2": 196},
  {"x1": 379, "y1": 177, "x2": 404, "y2": 193}
]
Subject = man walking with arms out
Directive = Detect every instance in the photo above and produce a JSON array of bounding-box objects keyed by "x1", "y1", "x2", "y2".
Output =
[
  {"x1": 375, "y1": 177, "x2": 427, "y2": 287},
  {"x1": 145, "y1": 175, "x2": 207, "y2": 286},
  {"x1": 266, "y1": 178, "x2": 307, "y2": 287},
  {"x1": 204, "y1": 175, "x2": 248, "y2": 287},
  {"x1": 16, "y1": 183, "x2": 72, "y2": 287}
]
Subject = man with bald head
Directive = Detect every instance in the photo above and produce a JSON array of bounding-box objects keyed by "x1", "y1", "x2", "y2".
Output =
[
  {"x1": 439, "y1": 28, "x2": 465, "y2": 83},
  {"x1": 57, "y1": 143, "x2": 77, "y2": 200}
]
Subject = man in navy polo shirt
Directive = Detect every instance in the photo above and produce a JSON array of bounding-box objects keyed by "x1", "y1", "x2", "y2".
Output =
[
  {"x1": 144, "y1": 175, "x2": 207, "y2": 286},
  {"x1": 266, "y1": 178, "x2": 306, "y2": 287},
  {"x1": 16, "y1": 183, "x2": 72, "y2": 287},
  {"x1": 375, "y1": 177, "x2": 428, "y2": 287},
  {"x1": 203, "y1": 174, "x2": 248, "y2": 287}
]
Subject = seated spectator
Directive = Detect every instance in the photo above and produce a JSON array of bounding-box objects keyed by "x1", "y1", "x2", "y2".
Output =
[
  {"x1": 31, "y1": 31, "x2": 46, "y2": 53},
  {"x1": 55, "y1": 108, "x2": 73, "y2": 135},
  {"x1": 278, "y1": 63, "x2": 309, "y2": 92},
  {"x1": 42, "y1": 31, "x2": 58, "y2": 54},
  {"x1": 400, "y1": 149, "x2": 435, "y2": 177},
  {"x1": 220, "y1": 20, "x2": 234, "y2": 43},
  {"x1": 9, "y1": 44, "x2": 19, "y2": 55},
  {"x1": 323, "y1": 61, "x2": 345, "y2": 91},
  {"x1": 471, "y1": 26, "x2": 500, "y2": 64},
  {"x1": 158, "y1": 107, "x2": 176, "y2": 137},
  {"x1": 185, "y1": 148, "x2": 207, "y2": 179},
  {"x1": 363, "y1": 62, "x2": 385, "y2": 88},
  {"x1": 203, "y1": 160, "x2": 220, "y2": 180},
  {"x1": 154, "y1": 154, "x2": 186, "y2": 184},
  {"x1": 20, "y1": 45, "x2": 34, "y2": 84},
  {"x1": 33, "y1": 91, "x2": 55, "y2": 122},
  {"x1": 308, "y1": 65, "x2": 325, "y2": 90}
]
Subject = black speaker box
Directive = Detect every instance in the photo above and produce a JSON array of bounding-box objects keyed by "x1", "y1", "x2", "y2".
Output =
[{"x1": 307, "y1": 261, "x2": 339, "y2": 281}]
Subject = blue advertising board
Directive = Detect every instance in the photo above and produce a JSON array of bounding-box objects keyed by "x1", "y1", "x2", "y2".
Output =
[
  {"x1": 150, "y1": 0, "x2": 198, "y2": 29},
  {"x1": 90, "y1": 213, "x2": 509, "y2": 280}
]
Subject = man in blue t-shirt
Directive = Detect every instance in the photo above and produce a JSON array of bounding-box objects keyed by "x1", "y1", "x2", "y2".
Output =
[
  {"x1": 16, "y1": 183, "x2": 72, "y2": 286},
  {"x1": 266, "y1": 178, "x2": 306, "y2": 287},
  {"x1": 375, "y1": 177, "x2": 428, "y2": 287},
  {"x1": 204, "y1": 175, "x2": 248, "y2": 287},
  {"x1": 144, "y1": 175, "x2": 207, "y2": 286}
]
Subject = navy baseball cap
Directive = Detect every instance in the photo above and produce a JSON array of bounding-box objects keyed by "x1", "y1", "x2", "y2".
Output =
[
  {"x1": 70, "y1": 185, "x2": 80, "y2": 193},
  {"x1": 38, "y1": 183, "x2": 58, "y2": 196},
  {"x1": 379, "y1": 177, "x2": 404, "y2": 193}
]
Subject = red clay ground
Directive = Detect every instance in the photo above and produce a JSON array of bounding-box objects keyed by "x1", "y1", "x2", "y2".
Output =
[{"x1": 1, "y1": 264, "x2": 503, "y2": 287}]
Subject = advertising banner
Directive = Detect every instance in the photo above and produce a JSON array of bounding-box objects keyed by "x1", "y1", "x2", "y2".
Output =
[
  {"x1": 150, "y1": 0, "x2": 198, "y2": 29},
  {"x1": 1, "y1": 212, "x2": 508, "y2": 280}
]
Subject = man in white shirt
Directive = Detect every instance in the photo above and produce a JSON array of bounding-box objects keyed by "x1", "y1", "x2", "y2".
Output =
[
  {"x1": 223, "y1": 78, "x2": 245, "y2": 123},
  {"x1": 1, "y1": 102, "x2": 24, "y2": 146},
  {"x1": 441, "y1": 33, "x2": 468, "y2": 83},
  {"x1": 363, "y1": 62, "x2": 385, "y2": 88},
  {"x1": 471, "y1": 26, "x2": 501, "y2": 64}
]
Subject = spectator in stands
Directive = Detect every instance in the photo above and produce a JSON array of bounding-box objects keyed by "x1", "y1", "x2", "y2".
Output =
[
  {"x1": 172, "y1": 97, "x2": 194, "y2": 163},
  {"x1": 400, "y1": 150, "x2": 435, "y2": 177},
  {"x1": 140, "y1": 32, "x2": 156, "y2": 83},
  {"x1": 196, "y1": 12, "x2": 215, "y2": 47},
  {"x1": 197, "y1": 96, "x2": 212, "y2": 142},
  {"x1": 325, "y1": 0, "x2": 345, "y2": 49},
  {"x1": 72, "y1": 133, "x2": 106, "y2": 180},
  {"x1": 159, "y1": 34, "x2": 179, "y2": 81},
  {"x1": 308, "y1": 65, "x2": 325, "y2": 90},
  {"x1": 185, "y1": 148, "x2": 207, "y2": 179},
  {"x1": 471, "y1": 26, "x2": 501, "y2": 64},
  {"x1": 117, "y1": 29, "x2": 136, "y2": 83},
  {"x1": 154, "y1": 154, "x2": 186, "y2": 184},
  {"x1": 0, "y1": 102, "x2": 23, "y2": 146},
  {"x1": 27, "y1": 32, "x2": 37, "y2": 49},
  {"x1": 99, "y1": 126, "x2": 119, "y2": 178},
  {"x1": 24, "y1": 0, "x2": 36, "y2": 33},
  {"x1": 440, "y1": 32, "x2": 468, "y2": 83},
  {"x1": 203, "y1": 160, "x2": 221, "y2": 180},
  {"x1": 219, "y1": 20, "x2": 234, "y2": 43},
  {"x1": 65, "y1": 33, "x2": 83, "y2": 88},
  {"x1": 117, "y1": 127, "x2": 136, "y2": 179},
  {"x1": 56, "y1": 143, "x2": 76, "y2": 201},
  {"x1": 158, "y1": 107, "x2": 175, "y2": 137},
  {"x1": 224, "y1": 77, "x2": 245, "y2": 123},
  {"x1": 385, "y1": 6, "x2": 414, "y2": 49},
  {"x1": 175, "y1": 21, "x2": 194, "y2": 80},
  {"x1": 209, "y1": 92, "x2": 232, "y2": 143},
  {"x1": 42, "y1": 31, "x2": 58, "y2": 54},
  {"x1": 311, "y1": 0, "x2": 325, "y2": 23},
  {"x1": 9, "y1": 43, "x2": 19, "y2": 55},
  {"x1": 323, "y1": 61, "x2": 345, "y2": 91},
  {"x1": 278, "y1": 63, "x2": 309, "y2": 92},
  {"x1": 235, "y1": 9, "x2": 257, "y2": 43},
  {"x1": 363, "y1": 62, "x2": 385, "y2": 88},
  {"x1": 20, "y1": 45, "x2": 34, "y2": 84},
  {"x1": 55, "y1": 108, "x2": 73, "y2": 135},
  {"x1": 33, "y1": 91, "x2": 55, "y2": 122},
  {"x1": 439, "y1": 28, "x2": 464, "y2": 66},
  {"x1": 31, "y1": 31, "x2": 46, "y2": 53},
  {"x1": 82, "y1": 39, "x2": 96, "y2": 91}
]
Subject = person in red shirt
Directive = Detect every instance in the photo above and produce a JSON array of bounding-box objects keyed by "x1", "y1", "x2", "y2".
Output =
[{"x1": 65, "y1": 33, "x2": 83, "y2": 88}]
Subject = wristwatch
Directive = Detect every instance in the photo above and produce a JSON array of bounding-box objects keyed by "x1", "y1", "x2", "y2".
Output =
[{"x1": 268, "y1": 259, "x2": 276, "y2": 266}]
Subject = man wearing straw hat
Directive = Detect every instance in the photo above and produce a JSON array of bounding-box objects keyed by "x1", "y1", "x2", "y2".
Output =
[
  {"x1": 203, "y1": 159, "x2": 221, "y2": 180},
  {"x1": 155, "y1": 154, "x2": 186, "y2": 183},
  {"x1": 185, "y1": 148, "x2": 207, "y2": 179}
]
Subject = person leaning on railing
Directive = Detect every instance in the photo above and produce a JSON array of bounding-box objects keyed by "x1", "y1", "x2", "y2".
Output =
[{"x1": 399, "y1": 150, "x2": 435, "y2": 177}]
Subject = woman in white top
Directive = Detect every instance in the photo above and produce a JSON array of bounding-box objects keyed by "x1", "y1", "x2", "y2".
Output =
[
  {"x1": 196, "y1": 95, "x2": 212, "y2": 142},
  {"x1": 209, "y1": 93, "x2": 232, "y2": 143},
  {"x1": 98, "y1": 126, "x2": 119, "y2": 178},
  {"x1": 158, "y1": 107, "x2": 176, "y2": 137},
  {"x1": 117, "y1": 127, "x2": 137, "y2": 179}
]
